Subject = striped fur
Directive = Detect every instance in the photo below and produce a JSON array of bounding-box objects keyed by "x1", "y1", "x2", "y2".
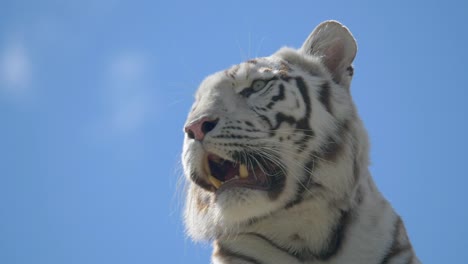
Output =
[{"x1": 182, "y1": 21, "x2": 420, "y2": 264}]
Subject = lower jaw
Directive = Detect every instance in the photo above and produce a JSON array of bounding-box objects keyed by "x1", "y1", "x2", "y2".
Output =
[{"x1": 215, "y1": 181, "x2": 271, "y2": 195}]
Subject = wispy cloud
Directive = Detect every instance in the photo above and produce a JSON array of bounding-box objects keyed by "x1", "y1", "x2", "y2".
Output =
[
  {"x1": 87, "y1": 51, "x2": 157, "y2": 139},
  {"x1": 108, "y1": 53, "x2": 147, "y2": 82},
  {"x1": 0, "y1": 39, "x2": 32, "y2": 97},
  {"x1": 106, "y1": 52, "x2": 154, "y2": 134}
]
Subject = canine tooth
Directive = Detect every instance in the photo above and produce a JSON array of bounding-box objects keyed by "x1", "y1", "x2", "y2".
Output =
[
  {"x1": 209, "y1": 175, "x2": 222, "y2": 189},
  {"x1": 239, "y1": 164, "x2": 249, "y2": 178}
]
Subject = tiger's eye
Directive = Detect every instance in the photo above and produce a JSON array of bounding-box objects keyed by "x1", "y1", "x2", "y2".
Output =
[{"x1": 252, "y1": 80, "x2": 267, "y2": 92}]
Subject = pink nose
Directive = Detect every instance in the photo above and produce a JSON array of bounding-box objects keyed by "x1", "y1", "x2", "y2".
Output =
[{"x1": 184, "y1": 117, "x2": 219, "y2": 141}]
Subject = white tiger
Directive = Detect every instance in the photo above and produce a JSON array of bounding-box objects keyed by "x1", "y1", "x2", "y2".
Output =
[{"x1": 182, "y1": 20, "x2": 420, "y2": 264}]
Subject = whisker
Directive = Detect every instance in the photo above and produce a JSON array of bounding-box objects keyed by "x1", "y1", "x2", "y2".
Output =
[
  {"x1": 244, "y1": 138, "x2": 338, "y2": 166},
  {"x1": 246, "y1": 146, "x2": 321, "y2": 197}
]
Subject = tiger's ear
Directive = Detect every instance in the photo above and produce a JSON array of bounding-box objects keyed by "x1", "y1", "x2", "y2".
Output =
[{"x1": 300, "y1": 20, "x2": 357, "y2": 84}]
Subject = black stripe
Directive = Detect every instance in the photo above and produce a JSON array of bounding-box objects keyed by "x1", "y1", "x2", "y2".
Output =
[
  {"x1": 213, "y1": 134, "x2": 254, "y2": 139},
  {"x1": 286, "y1": 120, "x2": 350, "y2": 209},
  {"x1": 265, "y1": 77, "x2": 312, "y2": 130},
  {"x1": 256, "y1": 113, "x2": 273, "y2": 129},
  {"x1": 319, "y1": 82, "x2": 332, "y2": 114},
  {"x1": 316, "y1": 209, "x2": 351, "y2": 260},
  {"x1": 266, "y1": 102, "x2": 275, "y2": 109},
  {"x1": 240, "y1": 87, "x2": 255, "y2": 97},
  {"x1": 244, "y1": 232, "x2": 294, "y2": 255},
  {"x1": 266, "y1": 85, "x2": 285, "y2": 108},
  {"x1": 256, "y1": 77, "x2": 314, "y2": 144},
  {"x1": 254, "y1": 152, "x2": 286, "y2": 201},
  {"x1": 285, "y1": 153, "x2": 322, "y2": 209},
  {"x1": 244, "y1": 232, "x2": 316, "y2": 262},
  {"x1": 294, "y1": 77, "x2": 312, "y2": 125},
  {"x1": 267, "y1": 173, "x2": 286, "y2": 200},
  {"x1": 380, "y1": 217, "x2": 413, "y2": 264},
  {"x1": 245, "y1": 214, "x2": 269, "y2": 226},
  {"x1": 271, "y1": 84, "x2": 286, "y2": 102},
  {"x1": 222, "y1": 126, "x2": 243, "y2": 130},
  {"x1": 293, "y1": 77, "x2": 315, "y2": 153},
  {"x1": 321, "y1": 120, "x2": 350, "y2": 161},
  {"x1": 272, "y1": 112, "x2": 296, "y2": 130},
  {"x1": 243, "y1": 209, "x2": 351, "y2": 262},
  {"x1": 215, "y1": 244, "x2": 263, "y2": 264}
]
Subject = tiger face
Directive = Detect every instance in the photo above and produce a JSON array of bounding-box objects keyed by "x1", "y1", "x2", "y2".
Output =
[{"x1": 183, "y1": 21, "x2": 360, "y2": 240}]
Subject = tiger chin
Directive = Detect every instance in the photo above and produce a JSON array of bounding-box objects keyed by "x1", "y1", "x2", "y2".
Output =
[{"x1": 182, "y1": 20, "x2": 420, "y2": 264}]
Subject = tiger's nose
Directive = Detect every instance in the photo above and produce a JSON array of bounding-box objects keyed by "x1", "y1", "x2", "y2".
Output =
[{"x1": 184, "y1": 117, "x2": 219, "y2": 141}]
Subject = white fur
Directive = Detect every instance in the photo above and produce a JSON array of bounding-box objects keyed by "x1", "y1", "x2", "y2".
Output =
[{"x1": 183, "y1": 20, "x2": 420, "y2": 264}]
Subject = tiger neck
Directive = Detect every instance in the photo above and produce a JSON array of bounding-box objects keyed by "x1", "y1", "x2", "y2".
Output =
[{"x1": 215, "y1": 118, "x2": 374, "y2": 256}]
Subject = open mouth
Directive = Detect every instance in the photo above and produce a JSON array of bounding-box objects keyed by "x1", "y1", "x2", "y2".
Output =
[{"x1": 202, "y1": 153, "x2": 272, "y2": 192}]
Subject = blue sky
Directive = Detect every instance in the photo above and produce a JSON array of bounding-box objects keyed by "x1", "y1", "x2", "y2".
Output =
[{"x1": 1, "y1": 0, "x2": 467, "y2": 263}]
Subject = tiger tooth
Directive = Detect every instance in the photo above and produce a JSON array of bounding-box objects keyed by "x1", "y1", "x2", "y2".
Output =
[
  {"x1": 239, "y1": 164, "x2": 249, "y2": 178},
  {"x1": 209, "y1": 175, "x2": 223, "y2": 189},
  {"x1": 204, "y1": 155, "x2": 222, "y2": 188}
]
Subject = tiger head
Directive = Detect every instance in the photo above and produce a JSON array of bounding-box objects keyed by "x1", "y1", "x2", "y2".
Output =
[{"x1": 182, "y1": 21, "x2": 367, "y2": 241}]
